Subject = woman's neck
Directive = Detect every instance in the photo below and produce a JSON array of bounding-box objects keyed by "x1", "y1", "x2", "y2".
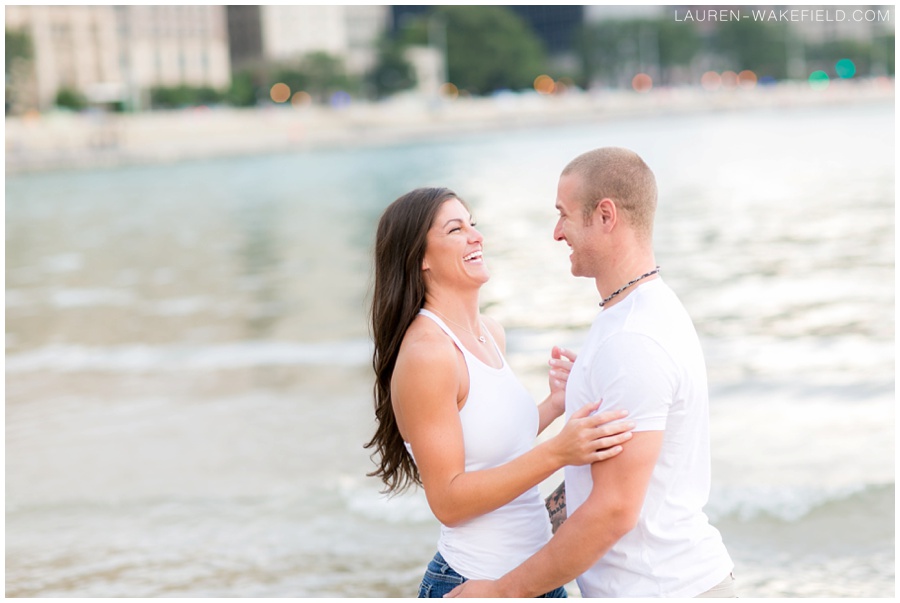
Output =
[{"x1": 423, "y1": 290, "x2": 481, "y2": 330}]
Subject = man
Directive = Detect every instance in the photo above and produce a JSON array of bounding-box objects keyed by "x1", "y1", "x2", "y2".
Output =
[{"x1": 447, "y1": 147, "x2": 735, "y2": 598}]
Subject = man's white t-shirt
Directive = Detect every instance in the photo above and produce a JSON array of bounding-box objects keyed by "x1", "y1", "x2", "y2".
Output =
[{"x1": 564, "y1": 278, "x2": 733, "y2": 597}]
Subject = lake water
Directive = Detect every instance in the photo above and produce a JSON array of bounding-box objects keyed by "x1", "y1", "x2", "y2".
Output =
[{"x1": 5, "y1": 99, "x2": 894, "y2": 597}]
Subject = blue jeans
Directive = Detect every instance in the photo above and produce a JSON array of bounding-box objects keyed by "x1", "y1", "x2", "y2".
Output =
[{"x1": 417, "y1": 552, "x2": 567, "y2": 598}]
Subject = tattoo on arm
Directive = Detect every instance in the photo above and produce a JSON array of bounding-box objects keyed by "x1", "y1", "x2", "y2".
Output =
[{"x1": 544, "y1": 481, "x2": 567, "y2": 534}]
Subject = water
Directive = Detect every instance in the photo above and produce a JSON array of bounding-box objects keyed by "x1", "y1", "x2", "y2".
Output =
[{"x1": 6, "y1": 100, "x2": 894, "y2": 597}]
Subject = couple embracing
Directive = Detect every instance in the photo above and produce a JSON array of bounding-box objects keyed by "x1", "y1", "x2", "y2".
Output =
[{"x1": 365, "y1": 148, "x2": 736, "y2": 598}]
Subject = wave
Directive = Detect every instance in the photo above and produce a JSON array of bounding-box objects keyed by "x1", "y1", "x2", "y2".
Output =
[
  {"x1": 338, "y1": 475, "x2": 436, "y2": 525},
  {"x1": 8, "y1": 289, "x2": 248, "y2": 316},
  {"x1": 341, "y1": 480, "x2": 896, "y2": 529},
  {"x1": 707, "y1": 481, "x2": 894, "y2": 524},
  {"x1": 5, "y1": 340, "x2": 373, "y2": 373}
]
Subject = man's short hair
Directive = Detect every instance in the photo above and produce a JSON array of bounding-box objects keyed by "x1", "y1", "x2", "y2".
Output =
[{"x1": 562, "y1": 147, "x2": 658, "y2": 239}]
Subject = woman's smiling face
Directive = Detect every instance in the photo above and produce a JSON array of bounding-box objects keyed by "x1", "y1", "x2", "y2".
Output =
[{"x1": 421, "y1": 198, "x2": 489, "y2": 290}]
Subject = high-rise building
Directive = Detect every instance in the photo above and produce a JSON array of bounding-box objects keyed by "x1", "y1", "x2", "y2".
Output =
[
  {"x1": 114, "y1": 6, "x2": 231, "y2": 95},
  {"x1": 5, "y1": 5, "x2": 231, "y2": 111},
  {"x1": 5, "y1": 5, "x2": 122, "y2": 110},
  {"x1": 226, "y1": 6, "x2": 264, "y2": 73},
  {"x1": 226, "y1": 6, "x2": 390, "y2": 75}
]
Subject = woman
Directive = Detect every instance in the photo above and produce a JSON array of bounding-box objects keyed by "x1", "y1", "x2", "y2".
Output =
[{"x1": 365, "y1": 187, "x2": 634, "y2": 598}]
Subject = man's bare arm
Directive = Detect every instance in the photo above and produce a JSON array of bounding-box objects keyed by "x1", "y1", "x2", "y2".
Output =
[
  {"x1": 447, "y1": 431, "x2": 664, "y2": 598},
  {"x1": 544, "y1": 481, "x2": 566, "y2": 534}
]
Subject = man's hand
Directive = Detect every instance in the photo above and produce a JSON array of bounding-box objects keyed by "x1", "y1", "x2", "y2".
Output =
[
  {"x1": 547, "y1": 346, "x2": 577, "y2": 415},
  {"x1": 444, "y1": 579, "x2": 502, "y2": 598}
]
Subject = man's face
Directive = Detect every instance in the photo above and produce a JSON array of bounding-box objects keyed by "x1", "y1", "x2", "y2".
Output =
[{"x1": 553, "y1": 173, "x2": 602, "y2": 278}]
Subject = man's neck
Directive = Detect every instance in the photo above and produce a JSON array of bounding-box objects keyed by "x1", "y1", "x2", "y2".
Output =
[{"x1": 595, "y1": 249, "x2": 658, "y2": 310}]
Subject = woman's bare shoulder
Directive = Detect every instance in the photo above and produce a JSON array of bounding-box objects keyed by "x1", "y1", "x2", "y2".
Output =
[
  {"x1": 396, "y1": 315, "x2": 459, "y2": 372},
  {"x1": 392, "y1": 316, "x2": 462, "y2": 420}
]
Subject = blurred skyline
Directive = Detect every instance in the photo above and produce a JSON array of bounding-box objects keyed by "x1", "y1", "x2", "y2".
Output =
[{"x1": 5, "y1": 4, "x2": 895, "y2": 114}]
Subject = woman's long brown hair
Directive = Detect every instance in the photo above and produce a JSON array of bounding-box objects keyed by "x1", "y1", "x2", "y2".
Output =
[{"x1": 364, "y1": 187, "x2": 462, "y2": 494}]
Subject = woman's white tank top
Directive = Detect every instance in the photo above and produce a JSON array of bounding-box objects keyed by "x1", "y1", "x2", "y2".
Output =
[{"x1": 407, "y1": 309, "x2": 553, "y2": 580}]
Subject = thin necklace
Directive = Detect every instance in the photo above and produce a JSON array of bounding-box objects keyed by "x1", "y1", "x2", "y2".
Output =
[
  {"x1": 600, "y1": 266, "x2": 661, "y2": 307},
  {"x1": 428, "y1": 307, "x2": 487, "y2": 344}
]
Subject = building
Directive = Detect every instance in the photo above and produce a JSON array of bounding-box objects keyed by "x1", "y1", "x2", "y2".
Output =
[
  {"x1": 583, "y1": 5, "x2": 668, "y2": 22},
  {"x1": 5, "y1": 5, "x2": 123, "y2": 111},
  {"x1": 226, "y1": 6, "x2": 264, "y2": 73},
  {"x1": 114, "y1": 5, "x2": 231, "y2": 108},
  {"x1": 5, "y1": 5, "x2": 231, "y2": 112},
  {"x1": 226, "y1": 6, "x2": 390, "y2": 75},
  {"x1": 344, "y1": 5, "x2": 392, "y2": 74}
]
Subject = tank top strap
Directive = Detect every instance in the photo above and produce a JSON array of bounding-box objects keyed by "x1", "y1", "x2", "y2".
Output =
[
  {"x1": 418, "y1": 308, "x2": 505, "y2": 369},
  {"x1": 418, "y1": 308, "x2": 468, "y2": 352}
]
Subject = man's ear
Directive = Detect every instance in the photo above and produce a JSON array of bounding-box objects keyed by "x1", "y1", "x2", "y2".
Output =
[{"x1": 596, "y1": 198, "x2": 617, "y2": 227}]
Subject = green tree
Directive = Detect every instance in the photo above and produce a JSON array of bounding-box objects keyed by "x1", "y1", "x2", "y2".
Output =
[
  {"x1": 657, "y1": 19, "x2": 701, "y2": 82},
  {"x1": 710, "y1": 20, "x2": 790, "y2": 79},
  {"x1": 577, "y1": 18, "x2": 701, "y2": 88},
  {"x1": 806, "y1": 38, "x2": 873, "y2": 77},
  {"x1": 271, "y1": 51, "x2": 359, "y2": 103},
  {"x1": 878, "y1": 33, "x2": 895, "y2": 76},
  {"x1": 304, "y1": 51, "x2": 359, "y2": 100},
  {"x1": 5, "y1": 28, "x2": 32, "y2": 73},
  {"x1": 227, "y1": 70, "x2": 260, "y2": 107},
  {"x1": 6, "y1": 27, "x2": 34, "y2": 114},
  {"x1": 55, "y1": 87, "x2": 87, "y2": 111},
  {"x1": 368, "y1": 35, "x2": 417, "y2": 99},
  {"x1": 576, "y1": 20, "x2": 626, "y2": 87},
  {"x1": 150, "y1": 84, "x2": 224, "y2": 109},
  {"x1": 402, "y1": 6, "x2": 546, "y2": 95}
]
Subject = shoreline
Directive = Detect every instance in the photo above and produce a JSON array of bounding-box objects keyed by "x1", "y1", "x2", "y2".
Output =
[{"x1": 5, "y1": 79, "x2": 894, "y2": 175}]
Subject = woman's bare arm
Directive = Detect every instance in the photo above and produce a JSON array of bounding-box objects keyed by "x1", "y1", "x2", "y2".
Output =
[{"x1": 393, "y1": 326, "x2": 631, "y2": 527}]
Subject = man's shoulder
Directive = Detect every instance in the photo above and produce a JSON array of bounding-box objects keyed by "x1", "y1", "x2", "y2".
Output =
[
  {"x1": 632, "y1": 279, "x2": 692, "y2": 318},
  {"x1": 591, "y1": 330, "x2": 678, "y2": 379},
  {"x1": 623, "y1": 284, "x2": 699, "y2": 343}
]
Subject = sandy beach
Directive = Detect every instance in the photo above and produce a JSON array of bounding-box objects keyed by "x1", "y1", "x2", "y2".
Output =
[{"x1": 5, "y1": 78, "x2": 894, "y2": 175}]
